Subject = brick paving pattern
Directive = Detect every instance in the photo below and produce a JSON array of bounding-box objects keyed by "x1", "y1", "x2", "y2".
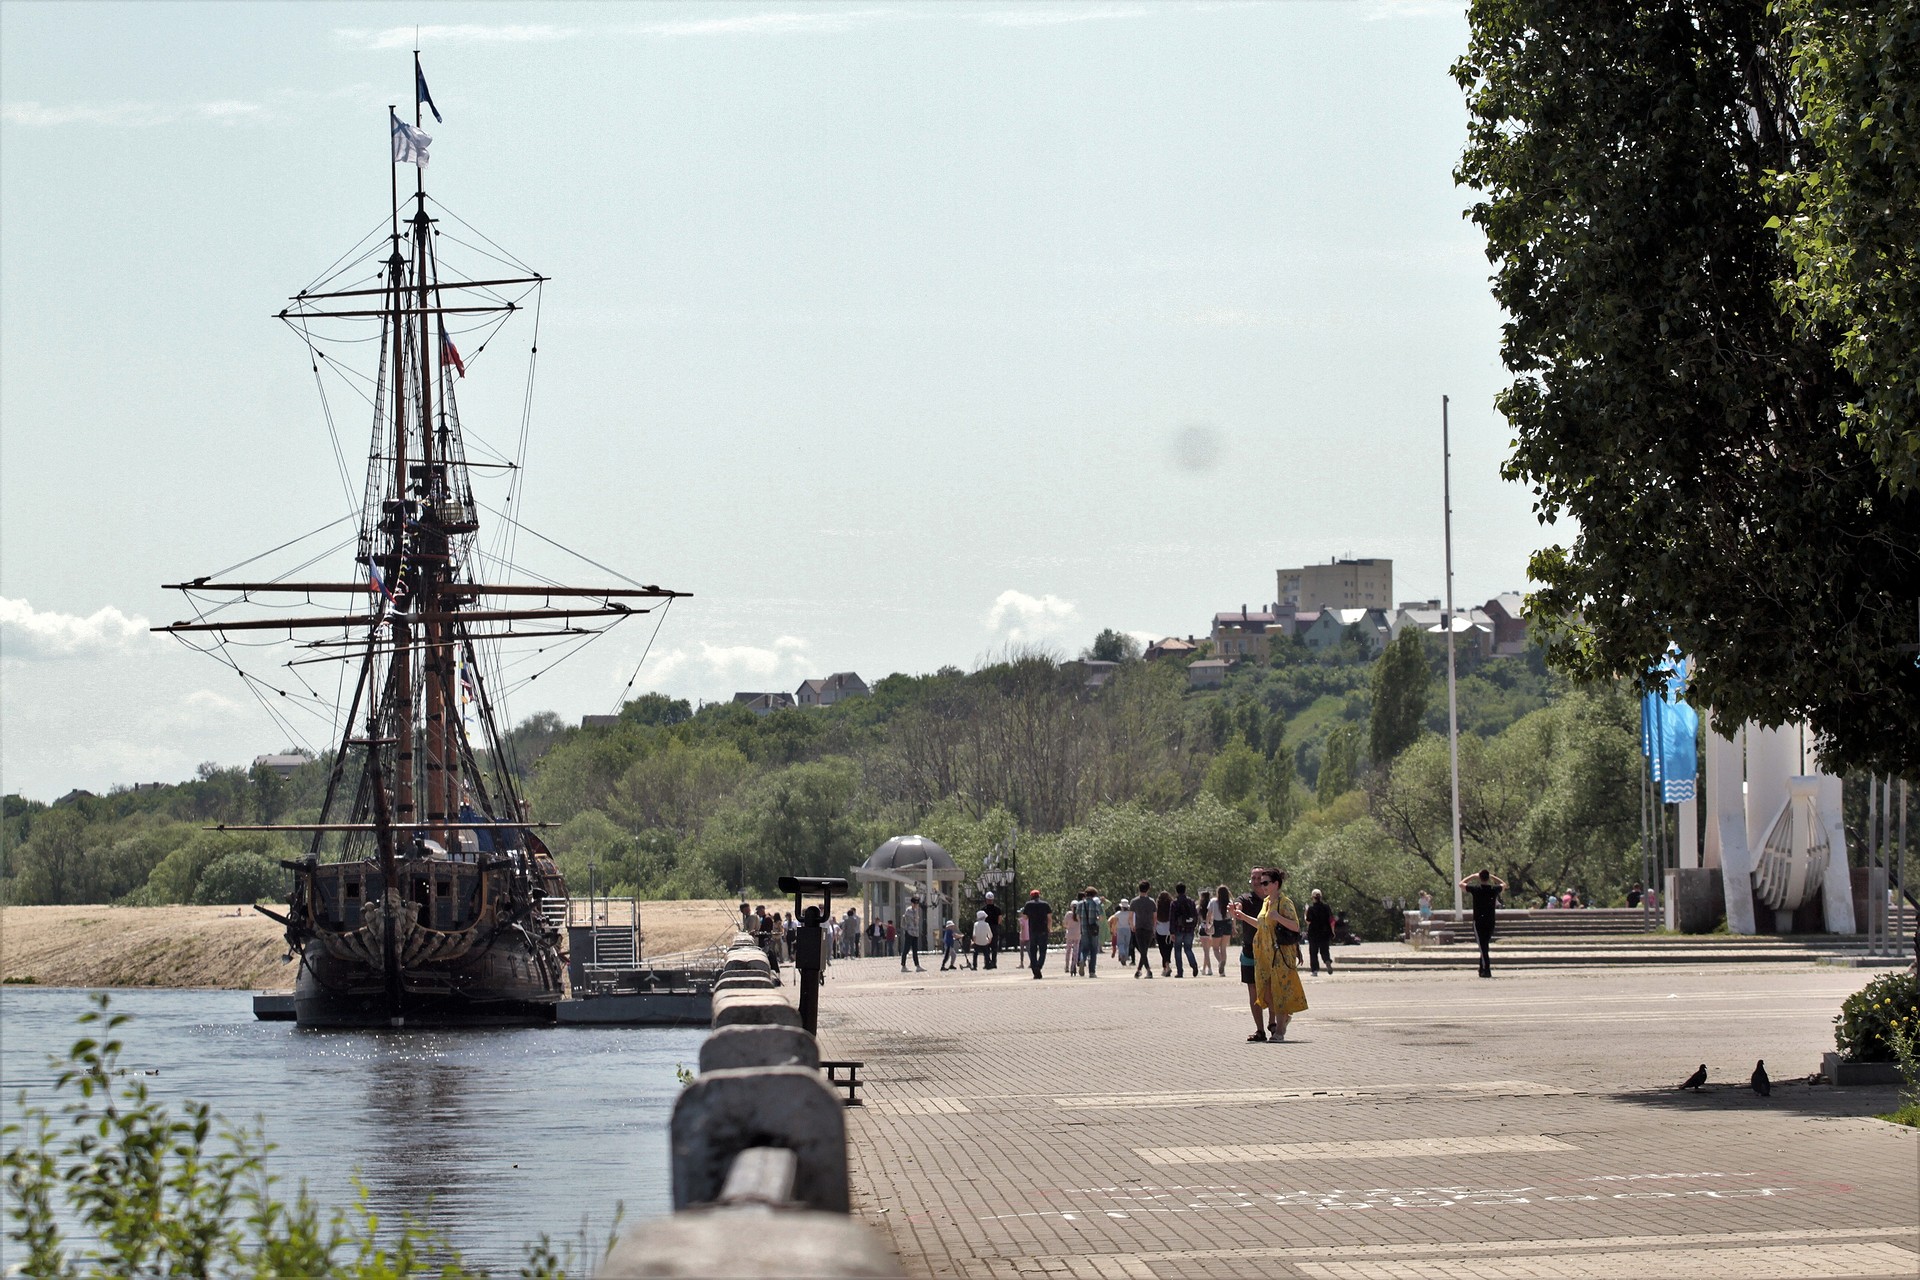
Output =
[{"x1": 811, "y1": 952, "x2": 1919, "y2": 1279}]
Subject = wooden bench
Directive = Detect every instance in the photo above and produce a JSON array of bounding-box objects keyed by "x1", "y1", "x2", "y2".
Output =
[{"x1": 819, "y1": 1059, "x2": 865, "y2": 1107}]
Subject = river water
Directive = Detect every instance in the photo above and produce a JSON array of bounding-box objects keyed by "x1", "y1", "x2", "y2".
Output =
[{"x1": 0, "y1": 987, "x2": 699, "y2": 1274}]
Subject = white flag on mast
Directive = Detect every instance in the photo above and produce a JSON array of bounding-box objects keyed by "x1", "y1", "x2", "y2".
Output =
[{"x1": 391, "y1": 114, "x2": 432, "y2": 168}]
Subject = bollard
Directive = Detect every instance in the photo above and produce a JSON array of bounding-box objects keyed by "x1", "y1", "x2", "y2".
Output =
[
  {"x1": 670, "y1": 1066, "x2": 848, "y2": 1211},
  {"x1": 699, "y1": 1024, "x2": 821, "y2": 1073},
  {"x1": 597, "y1": 1206, "x2": 904, "y2": 1278},
  {"x1": 712, "y1": 972, "x2": 778, "y2": 995},
  {"x1": 711, "y1": 989, "x2": 801, "y2": 1029}
]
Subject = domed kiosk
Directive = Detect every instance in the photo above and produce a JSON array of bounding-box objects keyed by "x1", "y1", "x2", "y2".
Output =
[{"x1": 851, "y1": 835, "x2": 963, "y2": 956}]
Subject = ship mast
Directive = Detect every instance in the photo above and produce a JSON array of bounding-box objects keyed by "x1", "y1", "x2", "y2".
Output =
[{"x1": 154, "y1": 74, "x2": 689, "y2": 852}]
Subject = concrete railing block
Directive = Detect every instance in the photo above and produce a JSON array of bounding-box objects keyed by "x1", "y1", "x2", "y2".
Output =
[
  {"x1": 599, "y1": 1204, "x2": 903, "y2": 1277},
  {"x1": 712, "y1": 990, "x2": 800, "y2": 1030},
  {"x1": 712, "y1": 972, "x2": 777, "y2": 993},
  {"x1": 671, "y1": 1066, "x2": 848, "y2": 1212},
  {"x1": 699, "y1": 1024, "x2": 820, "y2": 1073}
]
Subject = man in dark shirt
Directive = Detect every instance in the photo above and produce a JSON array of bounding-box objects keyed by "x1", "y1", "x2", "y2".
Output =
[
  {"x1": 1170, "y1": 884, "x2": 1200, "y2": 977},
  {"x1": 1021, "y1": 889, "x2": 1052, "y2": 979},
  {"x1": 1304, "y1": 888, "x2": 1335, "y2": 975},
  {"x1": 982, "y1": 893, "x2": 1002, "y2": 968},
  {"x1": 1458, "y1": 869, "x2": 1505, "y2": 978},
  {"x1": 1130, "y1": 881, "x2": 1158, "y2": 978}
]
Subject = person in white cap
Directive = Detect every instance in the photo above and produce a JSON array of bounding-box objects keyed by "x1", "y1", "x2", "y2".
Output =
[{"x1": 970, "y1": 910, "x2": 992, "y2": 970}]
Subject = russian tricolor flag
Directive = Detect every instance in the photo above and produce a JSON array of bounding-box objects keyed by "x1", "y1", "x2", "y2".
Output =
[{"x1": 439, "y1": 318, "x2": 465, "y2": 378}]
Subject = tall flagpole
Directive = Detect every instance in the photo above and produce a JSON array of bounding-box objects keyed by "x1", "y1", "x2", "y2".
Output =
[{"x1": 1444, "y1": 395, "x2": 1464, "y2": 919}]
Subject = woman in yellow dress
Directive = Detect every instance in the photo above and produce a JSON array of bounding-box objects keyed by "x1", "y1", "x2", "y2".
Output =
[{"x1": 1228, "y1": 866, "x2": 1308, "y2": 1041}]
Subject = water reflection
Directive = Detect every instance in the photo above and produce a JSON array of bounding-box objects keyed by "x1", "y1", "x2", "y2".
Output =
[{"x1": 0, "y1": 988, "x2": 698, "y2": 1271}]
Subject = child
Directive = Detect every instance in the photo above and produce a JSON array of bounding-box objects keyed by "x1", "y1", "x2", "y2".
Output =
[
  {"x1": 940, "y1": 919, "x2": 959, "y2": 970},
  {"x1": 970, "y1": 910, "x2": 992, "y2": 970}
]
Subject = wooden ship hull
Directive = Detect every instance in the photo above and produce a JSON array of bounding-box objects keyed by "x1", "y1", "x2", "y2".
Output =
[{"x1": 284, "y1": 857, "x2": 566, "y2": 1028}]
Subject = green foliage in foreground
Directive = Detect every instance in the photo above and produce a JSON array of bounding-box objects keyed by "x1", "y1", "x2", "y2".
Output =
[
  {"x1": 1833, "y1": 973, "x2": 1920, "y2": 1064},
  {"x1": 1, "y1": 996, "x2": 600, "y2": 1278}
]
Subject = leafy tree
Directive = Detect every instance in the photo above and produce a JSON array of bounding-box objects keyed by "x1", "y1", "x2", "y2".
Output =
[
  {"x1": 620, "y1": 692, "x2": 693, "y2": 727},
  {"x1": 8, "y1": 809, "x2": 87, "y2": 904},
  {"x1": 137, "y1": 831, "x2": 295, "y2": 905},
  {"x1": 1369, "y1": 629, "x2": 1430, "y2": 765},
  {"x1": 1317, "y1": 725, "x2": 1361, "y2": 806},
  {"x1": 1455, "y1": 0, "x2": 1920, "y2": 777},
  {"x1": 249, "y1": 762, "x2": 285, "y2": 824},
  {"x1": 1203, "y1": 741, "x2": 1267, "y2": 819},
  {"x1": 1083, "y1": 629, "x2": 1142, "y2": 663},
  {"x1": 192, "y1": 852, "x2": 287, "y2": 904},
  {"x1": 1774, "y1": 0, "x2": 1920, "y2": 494}
]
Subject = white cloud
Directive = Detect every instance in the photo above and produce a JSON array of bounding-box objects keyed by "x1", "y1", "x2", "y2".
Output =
[
  {"x1": 627, "y1": 9, "x2": 897, "y2": 37},
  {"x1": 621, "y1": 635, "x2": 809, "y2": 692},
  {"x1": 973, "y1": 4, "x2": 1150, "y2": 27},
  {"x1": 1, "y1": 99, "x2": 267, "y2": 127},
  {"x1": 1365, "y1": 1, "x2": 1464, "y2": 18},
  {"x1": 335, "y1": 24, "x2": 579, "y2": 50},
  {"x1": 0, "y1": 597, "x2": 157, "y2": 660},
  {"x1": 984, "y1": 590, "x2": 1078, "y2": 643}
]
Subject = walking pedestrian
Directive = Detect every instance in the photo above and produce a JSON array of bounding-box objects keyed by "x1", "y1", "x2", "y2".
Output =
[
  {"x1": 940, "y1": 919, "x2": 958, "y2": 970},
  {"x1": 1109, "y1": 898, "x2": 1133, "y2": 970},
  {"x1": 1154, "y1": 890, "x2": 1174, "y2": 976},
  {"x1": 1130, "y1": 881, "x2": 1157, "y2": 978},
  {"x1": 900, "y1": 896, "x2": 926, "y2": 972},
  {"x1": 1171, "y1": 884, "x2": 1200, "y2": 977},
  {"x1": 1205, "y1": 885, "x2": 1231, "y2": 976},
  {"x1": 842, "y1": 906, "x2": 860, "y2": 958},
  {"x1": 1460, "y1": 869, "x2": 1505, "y2": 977},
  {"x1": 983, "y1": 893, "x2": 1004, "y2": 969},
  {"x1": 1063, "y1": 891, "x2": 1083, "y2": 975},
  {"x1": 970, "y1": 910, "x2": 992, "y2": 970},
  {"x1": 1082, "y1": 886, "x2": 1113, "y2": 974},
  {"x1": 1304, "y1": 889, "x2": 1334, "y2": 976},
  {"x1": 1228, "y1": 867, "x2": 1308, "y2": 1041},
  {"x1": 1417, "y1": 890, "x2": 1433, "y2": 923},
  {"x1": 1022, "y1": 888, "x2": 1052, "y2": 979}
]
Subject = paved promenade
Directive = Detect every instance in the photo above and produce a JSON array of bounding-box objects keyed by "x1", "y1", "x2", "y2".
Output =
[{"x1": 812, "y1": 950, "x2": 1917, "y2": 1279}]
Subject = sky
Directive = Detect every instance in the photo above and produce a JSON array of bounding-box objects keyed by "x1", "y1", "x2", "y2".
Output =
[{"x1": 0, "y1": 1, "x2": 1542, "y2": 802}]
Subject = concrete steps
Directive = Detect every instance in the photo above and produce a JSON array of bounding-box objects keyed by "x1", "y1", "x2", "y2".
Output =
[{"x1": 1330, "y1": 935, "x2": 1911, "y2": 970}]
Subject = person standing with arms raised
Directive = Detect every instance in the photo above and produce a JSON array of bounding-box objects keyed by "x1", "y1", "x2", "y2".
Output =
[{"x1": 1458, "y1": 869, "x2": 1505, "y2": 978}]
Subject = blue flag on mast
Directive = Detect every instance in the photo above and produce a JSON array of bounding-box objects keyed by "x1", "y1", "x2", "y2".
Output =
[
  {"x1": 1641, "y1": 651, "x2": 1699, "y2": 803},
  {"x1": 416, "y1": 59, "x2": 442, "y2": 124}
]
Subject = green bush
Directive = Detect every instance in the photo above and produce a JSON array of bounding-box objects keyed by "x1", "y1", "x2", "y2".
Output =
[
  {"x1": 1834, "y1": 972, "x2": 1920, "y2": 1063},
  {"x1": 1, "y1": 995, "x2": 601, "y2": 1277},
  {"x1": 192, "y1": 852, "x2": 288, "y2": 905}
]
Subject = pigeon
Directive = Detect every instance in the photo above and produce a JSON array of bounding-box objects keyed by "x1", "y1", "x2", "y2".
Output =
[
  {"x1": 1750, "y1": 1060, "x2": 1770, "y2": 1097},
  {"x1": 1679, "y1": 1064, "x2": 1707, "y2": 1091}
]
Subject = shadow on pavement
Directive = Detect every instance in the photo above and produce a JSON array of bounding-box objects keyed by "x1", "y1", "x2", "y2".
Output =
[{"x1": 1606, "y1": 1078, "x2": 1905, "y2": 1120}]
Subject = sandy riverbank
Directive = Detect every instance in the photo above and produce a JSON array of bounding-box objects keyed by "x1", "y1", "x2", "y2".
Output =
[{"x1": 0, "y1": 900, "x2": 746, "y2": 990}]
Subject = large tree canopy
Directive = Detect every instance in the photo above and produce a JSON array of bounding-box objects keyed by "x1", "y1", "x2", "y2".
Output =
[
  {"x1": 1776, "y1": 0, "x2": 1920, "y2": 495},
  {"x1": 1455, "y1": 0, "x2": 1920, "y2": 778}
]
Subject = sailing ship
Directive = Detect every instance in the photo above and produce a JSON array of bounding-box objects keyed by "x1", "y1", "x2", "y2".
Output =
[{"x1": 158, "y1": 66, "x2": 685, "y2": 1028}]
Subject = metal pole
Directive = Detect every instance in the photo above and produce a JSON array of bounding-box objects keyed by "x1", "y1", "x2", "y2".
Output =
[
  {"x1": 1898, "y1": 779, "x2": 1909, "y2": 958},
  {"x1": 1443, "y1": 395, "x2": 1464, "y2": 919},
  {"x1": 1868, "y1": 774, "x2": 1882, "y2": 955},
  {"x1": 1643, "y1": 752, "x2": 1658, "y2": 932}
]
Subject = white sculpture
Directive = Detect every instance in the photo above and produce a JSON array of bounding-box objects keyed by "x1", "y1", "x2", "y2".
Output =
[{"x1": 1703, "y1": 713, "x2": 1854, "y2": 935}]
